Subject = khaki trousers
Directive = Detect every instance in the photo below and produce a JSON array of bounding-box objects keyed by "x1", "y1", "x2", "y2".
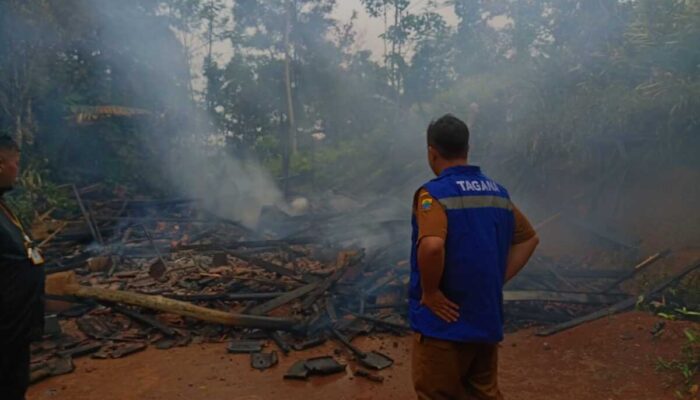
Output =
[{"x1": 412, "y1": 333, "x2": 503, "y2": 400}]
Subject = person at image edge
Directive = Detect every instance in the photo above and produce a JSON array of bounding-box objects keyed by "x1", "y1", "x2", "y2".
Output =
[{"x1": 0, "y1": 135, "x2": 46, "y2": 400}]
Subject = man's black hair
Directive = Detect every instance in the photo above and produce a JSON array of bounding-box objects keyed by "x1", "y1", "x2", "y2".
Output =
[
  {"x1": 427, "y1": 114, "x2": 469, "y2": 159},
  {"x1": 0, "y1": 135, "x2": 19, "y2": 152}
]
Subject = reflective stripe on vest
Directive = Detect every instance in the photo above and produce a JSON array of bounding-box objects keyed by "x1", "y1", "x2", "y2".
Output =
[{"x1": 438, "y1": 195, "x2": 512, "y2": 211}]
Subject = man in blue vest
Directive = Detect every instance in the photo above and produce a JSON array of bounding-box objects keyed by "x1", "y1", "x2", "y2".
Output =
[{"x1": 410, "y1": 114, "x2": 539, "y2": 399}]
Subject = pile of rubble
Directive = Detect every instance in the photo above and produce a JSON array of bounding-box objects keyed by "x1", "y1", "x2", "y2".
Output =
[
  {"x1": 33, "y1": 186, "x2": 409, "y2": 383},
  {"x1": 28, "y1": 185, "x2": 699, "y2": 384}
]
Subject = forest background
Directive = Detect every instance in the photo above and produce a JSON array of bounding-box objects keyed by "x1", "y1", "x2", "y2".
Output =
[{"x1": 0, "y1": 0, "x2": 698, "y2": 248}]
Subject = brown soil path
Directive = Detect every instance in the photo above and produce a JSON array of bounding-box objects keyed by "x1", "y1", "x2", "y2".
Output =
[{"x1": 28, "y1": 311, "x2": 698, "y2": 400}]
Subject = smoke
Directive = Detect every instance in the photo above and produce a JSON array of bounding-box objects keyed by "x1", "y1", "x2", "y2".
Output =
[
  {"x1": 80, "y1": 0, "x2": 284, "y2": 228},
  {"x1": 74, "y1": 0, "x2": 699, "y2": 253},
  {"x1": 164, "y1": 142, "x2": 283, "y2": 227}
]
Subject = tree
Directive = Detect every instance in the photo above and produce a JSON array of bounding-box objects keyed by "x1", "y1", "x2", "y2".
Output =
[
  {"x1": 0, "y1": 0, "x2": 65, "y2": 146},
  {"x1": 403, "y1": 8, "x2": 453, "y2": 104},
  {"x1": 0, "y1": 0, "x2": 196, "y2": 187},
  {"x1": 361, "y1": 0, "x2": 449, "y2": 108}
]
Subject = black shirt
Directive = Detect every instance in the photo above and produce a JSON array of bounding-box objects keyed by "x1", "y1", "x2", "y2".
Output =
[{"x1": 0, "y1": 195, "x2": 44, "y2": 346}]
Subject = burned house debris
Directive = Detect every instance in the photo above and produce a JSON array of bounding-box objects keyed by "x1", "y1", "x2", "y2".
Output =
[{"x1": 28, "y1": 184, "x2": 699, "y2": 384}]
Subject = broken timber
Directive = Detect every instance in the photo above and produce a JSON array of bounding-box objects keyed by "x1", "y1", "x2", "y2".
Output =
[
  {"x1": 228, "y1": 251, "x2": 315, "y2": 283},
  {"x1": 249, "y1": 255, "x2": 359, "y2": 315},
  {"x1": 602, "y1": 249, "x2": 671, "y2": 292},
  {"x1": 503, "y1": 290, "x2": 627, "y2": 304},
  {"x1": 166, "y1": 292, "x2": 284, "y2": 302},
  {"x1": 72, "y1": 184, "x2": 101, "y2": 244},
  {"x1": 536, "y1": 258, "x2": 700, "y2": 336},
  {"x1": 46, "y1": 272, "x2": 297, "y2": 331},
  {"x1": 177, "y1": 237, "x2": 316, "y2": 251},
  {"x1": 110, "y1": 304, "x2": 177, "y2": 336},
  {"x1": 341, "y1": 309, "x2": 410, "y2": 331},
  {"x1": 248, "y1": 281, "x2": 322, "y2": 316}
]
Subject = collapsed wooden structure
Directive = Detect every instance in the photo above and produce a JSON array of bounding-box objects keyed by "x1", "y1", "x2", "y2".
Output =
[{"x1": 28, "y1": 184, "x2": 698, "y2": 383}]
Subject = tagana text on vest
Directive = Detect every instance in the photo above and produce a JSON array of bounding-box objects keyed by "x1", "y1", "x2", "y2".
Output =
[{"x1": 410, "y1": 165, "x2": 515, "y2": 342}]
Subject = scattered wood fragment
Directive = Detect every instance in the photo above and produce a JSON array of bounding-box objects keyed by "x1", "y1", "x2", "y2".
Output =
[{"x1": 537, "y1": 259, "x2": 700, "y2": 336}]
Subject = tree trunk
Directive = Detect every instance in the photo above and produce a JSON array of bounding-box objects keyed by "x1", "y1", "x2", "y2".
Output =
[
  {"x1": 46, "y1": 272, "x2": 296, "y2": 330},
  {"x1": 284, "y1": 0, "x2": 297, "y2": 155}
]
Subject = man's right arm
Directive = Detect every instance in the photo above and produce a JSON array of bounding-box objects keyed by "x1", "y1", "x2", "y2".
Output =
[
  {"x1": 414, "y1": 189, "x2": 459, "y2": 323},
  {"x1": 505, "y1": 235, "x2": 539, "y2": 282},
  {"x1": 505, "y1": 205, "x2": 539, "y2": 282}
]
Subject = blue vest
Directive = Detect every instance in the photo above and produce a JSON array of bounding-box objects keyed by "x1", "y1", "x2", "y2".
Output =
[{"x1": 409, "y1": 165, "x2": 514, "y2": 343}]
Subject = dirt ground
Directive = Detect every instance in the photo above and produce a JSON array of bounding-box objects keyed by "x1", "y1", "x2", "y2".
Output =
[{"x1": 27, "y1": 311, "x2": 698, "y2": 400}]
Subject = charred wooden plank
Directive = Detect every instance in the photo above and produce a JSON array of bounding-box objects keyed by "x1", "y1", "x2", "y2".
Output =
[
  {"x1": 141, "y1": 225, "x2": 169, "y2": 277},
  {"x1": 341, "y1": 309, "x2": 410, "y2": 331},
  {"x1": 292, "y1": 336, "x2": 327, "y2": 351},
  {"x1": 229, "y1": 252, "x2": 312, "y2": 283},
  {"x1": 269, "y1": 331, "x2": 292, "y2": 355},
  {"x1": 602, "y1": 249, "x2": 671, "y2": 292},
  {"x1": 45, "y1": 253, "x2": 92, "y2": 275},
  {"x1": 165, "y1": 292, "x2": 284, "y2": 302},
  {"x1": 47, "y1": 271, "x2": 299, "y2": 331},
  {"x1": 248, "y1": 281, "x2": 322, "y2": 316},
  {"x1": 110, "y1": 304, "x2": 177, "y2": 336},
  {"x1": 72, "y1": 184, "x2": 101, "y2": 245},
  {"x1": 177, "y1": 237, "x2": 317, "y2": 251},
  {"x1": 76, "y1": 316, "x2": 116, "y2": 339},
  {"x1": 536, "y1": 259, "x2": 700, "y2": 336},
  {"x1": 227, "y1": 340, "x2": 264, "y2": 354},
  {"x1": 57, "y1": 342, "x2": 103, "y2": 358},
  {"x1": 503, "y1": 290, "x2": 627, "y2": 304},
  {"x1": 110, "y1": 342, "x2": 147, "y2": 358}
]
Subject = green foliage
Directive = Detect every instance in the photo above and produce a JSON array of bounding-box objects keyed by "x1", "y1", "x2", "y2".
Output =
[
  {"x1": 6, "y1": 160, "x2": 72, "y2": 225},
  {"x1": 656, "y1": 328, "x2": 700, "y2": 397}
]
